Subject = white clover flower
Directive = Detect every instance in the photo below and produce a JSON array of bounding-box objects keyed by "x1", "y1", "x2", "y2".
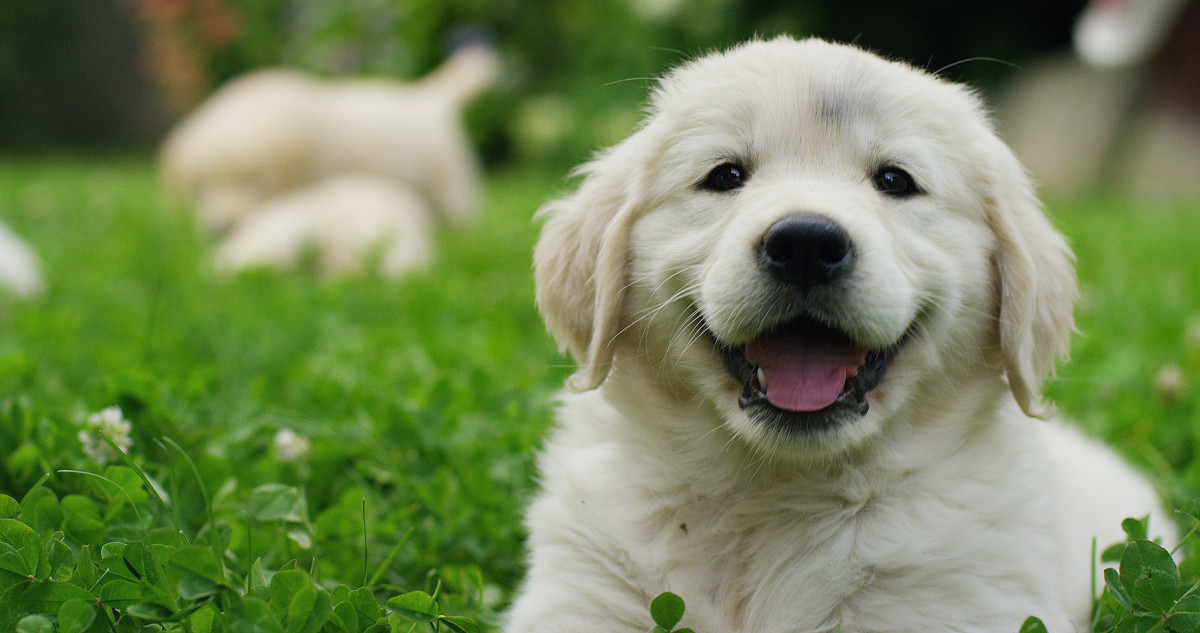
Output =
[
  {"x1": 1154, "y1": 364, "x2": 1187, "y2": 404},
  {"x1": 630, "y1": 0, "x2": 683, "y2": 21},
  {"x1": 273, "y1": 428, "x2": 312, "y2": 462},
  {"x1": 78, "y1": 405, "x2": 133, "y2": 464}
]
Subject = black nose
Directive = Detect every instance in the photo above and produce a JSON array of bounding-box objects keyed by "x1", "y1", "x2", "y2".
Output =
[{"x1": 759, "y1": 215, "x2": 855, "y2": 290}]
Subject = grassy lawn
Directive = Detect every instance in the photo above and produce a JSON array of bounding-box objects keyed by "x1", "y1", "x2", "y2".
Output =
[{"x1": 0, "y1": 156, "x2": 1197, "y2": 631}]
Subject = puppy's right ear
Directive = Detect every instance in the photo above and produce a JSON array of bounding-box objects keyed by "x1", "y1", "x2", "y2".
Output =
[{"x1": 534, "y1": 138, "x2": 647, "y2": 391}]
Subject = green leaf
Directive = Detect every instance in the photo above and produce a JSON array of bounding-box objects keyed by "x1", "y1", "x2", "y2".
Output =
[
  {"x1": 98, "y1": 555, "x2": 138, "y2": 582},
  {"x1": 230, "y1": 595, "x2": 285, "y2": 633},
  {"x1": 1017, "y1": 616, "x2": 1049, "y2": 633},
  {"x1": 121, "y1": 541, "x2": 162, "y2": 587},
  {"x1": 386, "y1": 590, "x2": 439, "y2": 623},
  {"x1": 125, "y1": 601, "x2": 175, "y2": 621},
  {"x1": 1130, "y1": 615, "x2": 1167, "y2": 633},
  {"x1": 0, "y1": 518, "x2": 40, "y2": 576},
  {"x1": 651, "y1": 592, "x2": 686, "y2": 630},
  {"x1": 247, "y1": 484, "x2": 308, "y2": 523},
  {"x1": 0, "y1": 495, "x2": 19, "y2": 519},
  {"x1": 1104, "y1": 567, "x2": 1133, "y2": 611},
  {"x1": 329, "y1": 601, "x2": 358, "y2": 633},
  {"x1": 440, "y1": 615, "x2": 480, "y2": 633},
  {"x1": 329, "y1": 584, "x2": 350, "y2": 604},
  {"x1": 1122, "y1": 517, "x2": 1149, "y2": 542},
  {"x1": 169, "y1": 545, "x2": 225, "y2": 598},
  {"x1": 1179, "y1": 499, "x2": 1200, "y2": 522},
  {"x1": 350, "y1": 586, "x2": 384, "y2": 621},
  {"x1": 1167, "y1": 593, "x2": 1200, "y2": 630},
  {"x1": 46, "y1": 535, "x2": 73, "y2": 580},
  {"x1": 20, "y1": 580, "x2": 96, "y2": 607},
  {"x1": 60, "y1": 495, "x2": 100, "y2": 521},
  {"x1": 269, "y1": 569, "x2": 311, "y2": 614},
  {"x1": 249, "y1": 557, "x2": 268, "y2": 590},
  {"x1": 19, "y1": 489, "x2": 60, "y2": 535},
  {"x1": 286, "y1": 528, "x2": 312, "y2": 550},
  {"x1": 15, "y1": 614, "x2": 53, "y2": 633},
  {"x1": 98, "y1": 579, "x2": 141, "y2": 608},
  {"x1": 0, "y1": 580, "x2": 32, "y2": 630},
  {"x1": 113, "y1": 614, "x2": 142, "y2": 633},
  {"x1": 120, "y1": 541, "x2": 148, "y2": 577},
  {"x1": 1102, "y1": 542, "x2": 1128, "y2": 564},
  {"x1": 100, "y1": 466, "x2": 149, "y2": 504},
  {"x1": 138, "y1": 579, "x2": 180, "y2": 611},
  {"x1": 189, "y1": 604, "x2": 217, "y2": 633},
  {"x1": 71, "y1": 546, "x2": 96, "y2": 591},
  {"x1": 177, "y1": 572, "x2": 221, "y2": 600},
  {"x1": 57, "y1": 598, "x2": 95, "y2": 633},
  {"x1": 286, "y1": 584, "x2": 331, "y2": 633},
  {"x1": 1119, "y1": 539, "x2": 1180, "y2": 614}
]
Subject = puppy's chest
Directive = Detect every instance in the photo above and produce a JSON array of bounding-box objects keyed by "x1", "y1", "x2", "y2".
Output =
[
  {"x1": 650, "y1": 489, "x2": 1031, "y2": 632},
  {"x1": 663, "y1": 494, "x2": 886, "y2": 601}
]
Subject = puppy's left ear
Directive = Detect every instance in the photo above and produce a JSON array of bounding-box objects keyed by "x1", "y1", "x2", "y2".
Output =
[{"x1": 984, "y1": 134, "x2": 1078, "y2": 418}]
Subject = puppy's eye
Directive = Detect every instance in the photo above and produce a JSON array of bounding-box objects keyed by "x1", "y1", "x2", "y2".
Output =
[
  {"x1": 700, "y1": 163, "x2": 749, "y2": 192},
  {"x1": 872, "y1": 166, "x2": 920, "y2": 197}
]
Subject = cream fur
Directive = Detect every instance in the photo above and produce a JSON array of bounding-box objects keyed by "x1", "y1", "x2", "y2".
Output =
[
  {"x1": 213, "y1": 175, "x2": 432, "y2": 277},
  {"x1": 513, "y1": 37, "x2": 1175, "y2": 633},
  {"x1": 160, "y1": 46, "x2": 499, "y2": 232}
]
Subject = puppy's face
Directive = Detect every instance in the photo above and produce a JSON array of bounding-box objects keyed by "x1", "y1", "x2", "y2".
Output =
[{"x1": 536, "y1": 38, "x2": 1076, "y2": 458}]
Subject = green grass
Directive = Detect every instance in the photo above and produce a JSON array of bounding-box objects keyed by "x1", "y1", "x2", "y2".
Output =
[
  {"x1": 0, "y1": 157, "x2": 570, "y2": 631},
  {"x1": 0, "y1": 158, "x2": 1197, "y2": 631},
  {"x1": 1046, "y1": 195, "x2": 1200, "y2": 503}
]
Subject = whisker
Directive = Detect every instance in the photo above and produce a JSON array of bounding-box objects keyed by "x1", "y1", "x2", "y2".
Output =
[{"x1": 933, "y1": 56, "x2": 1020, "y2": 76}]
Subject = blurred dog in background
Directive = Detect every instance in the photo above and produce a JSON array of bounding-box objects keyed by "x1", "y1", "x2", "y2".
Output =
[
  {"x1": 213, "y1": 175, "x2": 432, "y2": 278},
  {"x1": 0, "y1": 221, "x2": 42, "y2": 297},
  {"x1": 160, "y1": 42, "x2": 499, "y2": 276}
]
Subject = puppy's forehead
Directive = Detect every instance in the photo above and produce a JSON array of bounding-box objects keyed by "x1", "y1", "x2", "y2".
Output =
[{"x1": 649, "y1": 38, "x2": 981, "y2": 144}]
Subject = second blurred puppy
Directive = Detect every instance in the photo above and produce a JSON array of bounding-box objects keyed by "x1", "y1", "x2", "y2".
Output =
[
  {"x1": 213, "y1": 175, "x2": 432, "y2": 277},
  {"x1": 161, "y1": 45, "x2": 499, "y2": 232}
]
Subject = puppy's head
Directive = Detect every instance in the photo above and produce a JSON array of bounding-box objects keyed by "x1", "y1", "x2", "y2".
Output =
[{"x1": 535, "y1": 37, "x2": 1076, "y2": 456}]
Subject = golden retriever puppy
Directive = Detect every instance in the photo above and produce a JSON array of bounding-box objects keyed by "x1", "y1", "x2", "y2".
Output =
[
  {"x1": 160, "y1": 45, "x2": 498, "y2": 231},
  {"x1": 511, "y1": 37, "x2": 1175, "y2": 633},
  {"x1": 0, "y1": 221, "x2": 43, "y2": 297},
  {"x1": 213, "y1": 175, "x2": 431, "y2": 277}
]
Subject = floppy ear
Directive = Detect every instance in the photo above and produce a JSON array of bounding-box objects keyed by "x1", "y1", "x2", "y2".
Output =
[
  {"x1": 983, "y1": 135, "x2": 1078, "y2": 418},
  {"x1": 533, "y1": 138, "x2": 647, "y2": 391}
]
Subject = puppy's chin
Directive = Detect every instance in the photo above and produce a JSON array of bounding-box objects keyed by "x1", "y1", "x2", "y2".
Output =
[{"x1": 710, "y1": 388, "x2": 889, "y2": 460}]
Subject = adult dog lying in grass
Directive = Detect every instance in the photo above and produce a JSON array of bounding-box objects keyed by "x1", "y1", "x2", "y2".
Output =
[{"x1": 511, "y1": 37, "x2": 1175, "y2": 632}]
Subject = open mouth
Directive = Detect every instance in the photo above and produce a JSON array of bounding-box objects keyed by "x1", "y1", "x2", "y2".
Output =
[{"x1": 717, "y1": 315, "x2": 906, "y2": 434}]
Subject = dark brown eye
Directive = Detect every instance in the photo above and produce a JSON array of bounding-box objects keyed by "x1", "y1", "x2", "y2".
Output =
[
  {"x1": 872, "y1": 166, "x2": 920, "y2": 197},
  {"x1": 701, "y1": 162, "x2": 748, "y2": 192}
]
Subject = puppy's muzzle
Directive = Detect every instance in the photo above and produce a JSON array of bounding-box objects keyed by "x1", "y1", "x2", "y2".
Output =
[
  {"x1": 711, "y1": 212, "x2": 906, "y2": 434},
  {"x1": 759, "y1": 214, "x2": 855, "y2": 291}
]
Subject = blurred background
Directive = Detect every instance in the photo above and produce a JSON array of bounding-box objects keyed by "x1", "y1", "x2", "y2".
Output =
[
  {"x1": 6, "y1": 0, "x2": 1199, "y2": 200},
  {"x1": 0, "y1": 0, "x2": 1095, "y2": 164}
]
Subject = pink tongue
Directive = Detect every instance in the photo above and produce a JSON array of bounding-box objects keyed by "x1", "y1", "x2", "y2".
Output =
[{"x1": 745, "y1": 332, "x2": 867, "y2": 412}]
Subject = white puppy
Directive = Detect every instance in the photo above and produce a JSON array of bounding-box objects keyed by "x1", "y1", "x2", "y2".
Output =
[
  {"x1": 213, "y1": 175, "x2": 431, "y2": 277},
  {"x1": 511, "y1": 37, "x2": 1175, "y2": 633},
  {"x1": 0, "y1": 221, "x2": 43, "y2": 297},
  {"x1": 160, "y1": 45, "x2": 499, "y2": 231}
]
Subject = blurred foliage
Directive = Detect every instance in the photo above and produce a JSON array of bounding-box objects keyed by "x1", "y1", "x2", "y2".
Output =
[{"x1": 0, "y1": 0, "x2": 1086, "y2": 162}]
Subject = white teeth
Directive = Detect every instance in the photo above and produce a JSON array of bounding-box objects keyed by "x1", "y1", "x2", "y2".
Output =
[{"x1": 756, "y1": 367, "x2": 768, "y2": 391}]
